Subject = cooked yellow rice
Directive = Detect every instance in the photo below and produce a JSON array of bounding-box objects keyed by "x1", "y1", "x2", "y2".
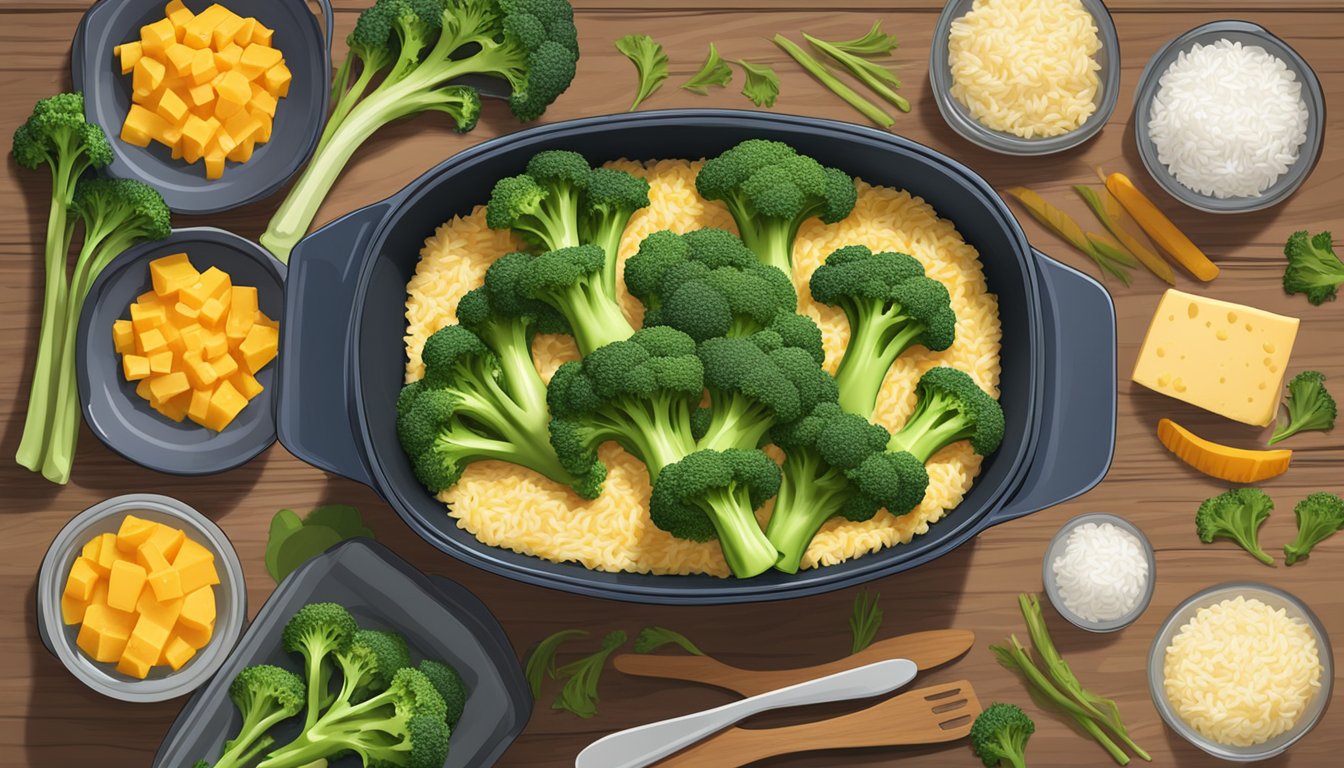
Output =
[{"x1": 403, "y1": 159, "x2": 1002, "y2": 576}]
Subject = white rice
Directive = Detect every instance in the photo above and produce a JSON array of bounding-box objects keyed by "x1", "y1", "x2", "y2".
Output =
[
  {"x1": 1051, "y1": 521, "x2": 1148, "y2": 623},
  {"x1": 1147, "y1": 39, "x2": 1308, "y2": 199}
]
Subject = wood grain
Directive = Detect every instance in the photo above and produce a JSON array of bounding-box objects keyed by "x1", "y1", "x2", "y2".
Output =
[{"x1": 1, "y1": 2, "x2": 1342, "y2": 767}]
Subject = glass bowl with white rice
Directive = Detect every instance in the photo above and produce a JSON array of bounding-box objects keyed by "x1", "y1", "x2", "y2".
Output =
[
  {"x1": 1133, "y1": 21, "x2": 1325, "y2": 214},
  {"x1": 1149, "y1": 583, "x2": 1332, "y2": 762},
  {"x1": 1042, "y1": 512, "x2": 1155, "y2": 632}
]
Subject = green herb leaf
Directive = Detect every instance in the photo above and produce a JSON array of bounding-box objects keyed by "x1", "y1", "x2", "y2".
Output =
[
  {"x1": 265, "y1": 505, "x2": 374, "y2": 583},
  {"x1": 804, "y1": 33, "x2": 909, "y2": 112},
  {"x1": 553, "y1": 631, "x2": 628, "y2": 718},
  {"x1": 634, "y1": 626, "x2": 706, "y2": 656},
  {"x1": 828, "y1": 20, "x2": 901, "y2": 57},
  {"x1": 849, "y1": 589, "x2": 883, "y2": 654},
  {"x1": 737, "y1": 59, "x2": 780, "y2": 108},
  {"x1": 683, "y1": 43, "x2": 733, "y2": 95},
  {"x1": 304, "y1": 504, "x2": 375, "y2": 539},
  {"x1": 274, "y1": 525, "x2": 343, "y2": 581},
  {"x1": 265, "y1": 509, "x2": 304, "y2": 581},
  {"x1": 774, "y1": 35, "x2": 893, "y2": 128},
  {"x1": 524, "y1": 629, "x2": 589, "y2": 699},
  {"x1": 615, "y1": 35, "x2": 669, "y2": 112}
]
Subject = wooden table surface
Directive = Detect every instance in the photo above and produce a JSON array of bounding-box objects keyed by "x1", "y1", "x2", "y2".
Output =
[{"x1": 3, "y1": 1, "x2": 1342, "y2": 766}]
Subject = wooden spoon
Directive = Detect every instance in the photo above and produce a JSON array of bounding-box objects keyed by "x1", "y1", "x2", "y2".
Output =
[
  {"x1": 654, "y1": 679, "x2": 981, "y2": 768},
  {"x1": 613, "y1": 629, "x2": 974, "y2": 697}
]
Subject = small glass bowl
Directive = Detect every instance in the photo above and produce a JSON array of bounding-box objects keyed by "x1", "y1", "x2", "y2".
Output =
[
  {"x1": 1148, "y1": 583, "x2": 1333, "y2": 761},
  {"x1": 928, "y1": 0, "x2": 1121, "y2": 155},
  {"x1": 1042, "y1": 513, "x2": 1155, "y2": 633},
  {"x1": 1132, "y1": 21, "x2": 1325, "y2": 214}
]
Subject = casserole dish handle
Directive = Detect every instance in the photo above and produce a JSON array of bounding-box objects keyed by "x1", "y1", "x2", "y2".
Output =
[
  {"x1": 989, "y1": 251, "x2": 1117, "y2": 524},
  {"x1": 276, "y1": 202, "x2": 392, "y2": 488}
]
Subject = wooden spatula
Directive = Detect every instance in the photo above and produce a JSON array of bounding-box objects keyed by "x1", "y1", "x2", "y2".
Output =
[
  {"x1": 654, "y1": 679, "x2": 981, "y2": 768},
  {"x1": 613, "y1": 629, "x2": 974, "y2": 697}
]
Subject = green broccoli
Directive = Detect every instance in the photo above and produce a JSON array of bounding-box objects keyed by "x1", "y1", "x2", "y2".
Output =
[
  {"x1": 41, "y1": 178, "x2": 172, "y2": 484},
  {"x1": 1269, "y1": 371, "x2": 1336, "y2": 445},
  {"x1": 766, "y1": 402, "x2": 929, "y2": 573},
  {"x1": 649, "y1": 448, "x2": 782, "y2": 578},
  {"x1": 281, "y1": 603, "x2": 359, "y2": 730},
  {"x1": 397, "y1": 323, "x2": 604, "y2": 498},
  {"x1": 809, "y1": 245, "x2": 957, "y2": 418},
  {"x1": 340, "y1": 629, "x2": 413, "y2": 704},
  {"x1": 695, "y1": 139, "x2": 857, "y2": 276},
  {"x1": 581, "y1": 167, "x2": 653, "y2": 282},
  {"x1": 1196, "y1": 487, "x2": 1275, "y2": 566},
  {"x1": 886, "y1": 367, "x2": 1005, "y2": 462},
  {"x1": 211, "y1": 665, "x2": 306, "y2": 768},
  {"x1": 1285, "y1": 492, "x2": 1344, "y2": 566},
  {"x1": 1282, "y1": 230, "x2": 1344, "y2": 306},
  {"x1": 261, "y1": 0, "x2": 580, "y2": 261},
  {"x1": 418, "y1": 659, "x2": 468, "y2": 727},
  {"x1": 624, "y1": 228, "x2": 797, "y2": 341},
  {"x1": 970, "y1": 702, "x2": 1035, "y2": 768}
]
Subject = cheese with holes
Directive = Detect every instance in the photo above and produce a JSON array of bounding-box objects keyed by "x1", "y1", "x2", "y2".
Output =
[{"x1": 1132, "y1": 290, "x2": 1298, "y2": 426}]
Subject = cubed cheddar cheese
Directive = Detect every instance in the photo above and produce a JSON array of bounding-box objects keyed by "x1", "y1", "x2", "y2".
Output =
[
  {"x1": 205, "y1": 380, "x2": 248, "y2": 431},
  {"x1": 156, "y1": 87, "x2": 191, "y2": 126},
  {"x1": 226, "y1": 286, "x2": 258, "y2": 341},
  {"x1": 64, "y1": 557, "x2": 100, "y2": 602},
  {"x1": 113, "y1": 320, "x2": 136, "y2": 354},
  {"x1": 179, "y1": 323, "x2": 206, "y2": 352},
  {"x1": 81, "y1": 533, "x2": 103, "y2": 562},
  {"x1": 252, "y1": 23, "x2": 274, "y2": 47},
  {"x1": 189, "y1": 46, "x2": 218, "y2": 86},
  {"x1": 182, "y1": 350, "x2": 219, "y2": 389},
  {"x1": 186, "y1": 82, "x2": 216, "y2": 110},
  {"x1": 78, "y1": 604, "x2": 137, "y2": 663},
  {"x1": 226, "y1": 138, "x2": 255, "y2": 164},
  {"x1": 120, "y1": 104, "x2": 160, "y2": 148},
  {"x1": 182, "y1": 4, "x2": 230, "y2": 48},
  {"x1": 132, "y1": 55, "x2": 167, "y2": 98},
  {"x1": 188, "y1": 387, "x2": 214, "y2": 424},
  {"x1": 164, "y1": 42, "x2": 195, "y2": 77},
  {"x1": 135, "y1": 377, "x2": 154, "y2": 403},
  {"x1": 247, "y1": 83, "x2": 277, "y2": 118},
  {"x1": 165, "y1": 0, "x2": 194, "y2": 37},
  {"x1": 62, "y1": 592, "x2": 89, "y2": 626},
  {"x1": 116, "y1": 650, "x2": 154, "y2": 679},
  {"x1": 161, "y1": 633, "x2": 196, "y2": 670},
  {"x1": 123, "y1": 354, "x2": 151, "y2": 381},
  {"x1": 91, "y1": 533, "x2": 119, "y2": 576},
  {"x1": 204, "y1": 144, "x2": 226, "y2": 180},
  {"x1": 180, "y1": 267, "x2": 231, "y2": 310},
  {"x1": 136, "y1": 543, "x2": 172, "y2": 575},
  {"x1": 138, "y1": 326, "x2": 169, "y2": 356},
  {"x1": 130, "y1": 301, "x2": 166, "y2": 331},
  {"x1": 118, "y1": 41, "x2": 144, "y2": 74},
  {"x1": 231, "y1": 370, "x2": 264, "y2": 400},
  {"x1": 263, "y1": 63, "x2": 292, "y2": 98},
  {"x1": 148, "y1": 371, "x2": 191, "y2": 403},
  {"x1": 107, "y1": 560, "x2": 147, "y2": 613},
  {"x1": 144, "y1": 524, "x2": 187, "y2": 561},
  {"x1": 148, "y1": 350, "x2": 174, "y2": 375},
  {"x1": 238, "y1": 324, "x2": 278, "y2": 373},
  {"x1": 140, "y1": 18, "x2": 177, "y2": 56},
  {"x1": 116, "y1": 515, "x2": 157, "y2": 553},
  {"x1": 234, "y1": 16, "x2": 257, "y2": 46},
  {"x1": 120, "y1": 616, "x2": 172, "y2": 679},
  {"x1": 176, "y1": 619, "x2": 214, "y2": 650},
  {"x1": 204, "y1": 330, "x2": 229, "y2": 360},
  {"x1": 210, "y1": 351, "x2": 239, "y2": 381},
  {"x1": 174, "y1": 539, "x2": 219, "y2": 594},
  {"x1": 152, "y1": 392, "x2": 191, "y2": 423},
  {"x1": 211, "y1": 12, "x2": 247, "y2": 51},
  {"x1": 179, "y1": 585, "x2": 216, "y2": 631},
  {"x1": 200, "y1": 295, "x2": 228, "y2": 327}
]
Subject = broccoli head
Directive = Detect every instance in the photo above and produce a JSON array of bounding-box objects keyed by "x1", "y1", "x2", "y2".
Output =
[
  {"x1": 649, "y1": 448, "x2": 782, "y2": 578},
  {"x1": 1282, "y1": 230, "x2": 1344, "y2": 306},
  {"x1": 695, "y1": 139, "x2": 857, "y2": 275},
  {"x1": 580, "y1": 166, "x2": 651, "y2": 279},
  {"x1": 11, "y1": 92, "x2": 112, "y2": 185},
  {"x1": 282, "y1": 602, "x2": 358, "y2": 730},
  {"x1": 1285, "y1": 492, "x2": 1344, "y2": 566},
  {"x1": 339, "y1": 629, "x2": 414, "y2": 704},
  {"x1": 810, "y1": 245, "x2": 957, "y2": 418},
  {"x1": 208, "y1": 665, "x2": 306, "y2": 768},
  {"x1": 886, "y1": 366, "x2": 1004, "y2": 463},
  {"x1": 1196, "y1": 487, "x2": 1275, "y2": 566},
  {"x1": 1269, "y1": 370, "x2": 1336, "y2": 445},
  {"x1": 970, "y1": 702, "x2": 1034, "y2": 768},
  {"x1": 418, "y1": 659, "x2": 468, "y2": 727}
]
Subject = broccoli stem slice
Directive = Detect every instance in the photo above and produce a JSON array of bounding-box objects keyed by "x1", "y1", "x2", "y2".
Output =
[
  {"x1": 833, "y1": 307, "x2": 920, "y2": 419},
  {"x1": 542, "y1": 281, "x2": 634, "y2": 355},
  {"x1": 732, "y1": 214, "x2": 795, "y2": 277},
  {"x1": 886, "y1": 394, "x2": 973, "y2": 464},
  {"x1": 697, "y1": 486, "x2": 780, "y2": 578},
  {"x1": 766, "y1": 453, "x2": 853, "y2": 573},
  {"x1": 696, "y1": 395, "x2": 774, "y2": 452}
]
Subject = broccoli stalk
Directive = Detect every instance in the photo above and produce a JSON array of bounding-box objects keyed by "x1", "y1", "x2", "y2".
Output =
[
  {"x1": 1196, "y1": 488, "x2": 1275, "y2": 566},
  {"x1": 281, "y1": 603, "x2": 359, "y2": 730},
  {"x1": 11, "y1": 93, "x2": 112, "y2": 474},
  {"x1": 212, "y1": 665, "x2": 306, "y2": 768},
  {"x1": 1282, "y1": 230, "x2": 1344, "y2": 305},
  {"x1": 260, "y1": 0, "x2": 580, "y2": 262},
  {"x1": 809, "y1": 245, "x2": 957, "y2": 418},
  {"x1": 970, "y1": 702, "x2": 1034, "y2": 768},
  {"x1": 695, "y1": 139, "x2": 857, "y2": 277},
  {"x1": 1285, "y1": 492, "x2": 1344, "y2": 566},
  {"x1": 42, "y1": 178, "x2": 171, "y2": 484},
  {"x1": 887, "y1": 367, "x2": 1005, "y2": 463},
  {"x1": 1269, "y1": 371, "x2": 1336, "y2": 445}
]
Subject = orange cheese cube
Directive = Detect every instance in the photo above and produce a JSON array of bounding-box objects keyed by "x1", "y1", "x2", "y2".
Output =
[
  {"x1": 107, "y1": 560, "x2": 147, "y2": 613},
  {"x1": 117, "y1": 41, "x2": 144, "y2": 75},
  {"x1": 209, "y1": 351, "x2": 239, "y2": 380},
  {"x1": 156, "y1": 86, "x2": 190, "y2": 125},
  {"x1": 251, "y1": 24, "x2": 274, "y2": 47},
  {"x1": 161, "y1": 633, "x2": 197, "y2": 670},
  {"x1": 122, "y1": 616, "x2": 172, "y2": 678},
  {"x1": 232, "y1": 16, "x2": 257, "y2": 45},
  {"x1": 182, "y1": 350, "x2": 219, "y2": 389},
  {"x1": 144, "y1": 524, "x2": 187, "y2": 562},
  {"x1": 152, "y1": 391, "x2": 192, "y2": 422},
  {"x1": 136, "y1": 587, "x2": 183, "y2": 630},
  {"x1": 188, "y1": 47, "x2": 217, "y2": 86},
  {"x1": 148, "y1": 350, "x2": 174, "y2": 375},
  {"x1": 90, "y1": 533, "x2": 119, "y2": 576},
  {"x1": 62, "y1": 592, "x2": 89, "y2": 625},
  {"x1": 123, "y1": 354, "x2": 151, "y2": 381},
  {"x1": 180, "y1": 114, "x2": 218, "y2": 162},
  {"x1": 253, "y1": 112, "x2": 273, "y2": 143},
  {"x1": 163, "y1": 42, "x2": 195, "y2": 77},
  {"x1": 200, "y1": 296, "x2": 228, "y2": 328},
  {"x1": 238, "y1": 324, "x2": 279, "y2": 373},
  {"x1": 186, "y1": 82, "x2": 216, "y2": 110},
  {"x1": 135, "y1": 377, "x2": 154, "y2": 403},
  {"x1": 148, "y1": 371, "x2": 190, "y2": 403},
  {"x1": 247, "y1": 83, "x2": 277, "y2": 118},
  {"x1": 174, "y1": 540, "x2": 219, "y2": 594},
  {"x1": 182, "y1": 3, "x2": 230, "y2": 48},
  {"x1": 176, "y1": 619, "x2": 214, "y2": 650},
  {"x1": 139, "y1": 18, "x2": 177, "y2": 56},
  {"x1": 204, "y1": 146, "x2": 226, "y2": 180},
  {"x1": 225, "y1": 286, "x2": 258, "y2": 340},
  {"x1": 130, "y1": 301, "x2": 166, "y2": 331},
  {"x1": 132, "y1": 55, "x2": 167, "y2": 98},
  {"x1": 188, "y1": 388, "x2": 214, "y2": 424},
  {"x1": 222, "y1": 110, "x2": 261, "y2": 146},
  {"x1": 174, "y1": 301, "x2": 201, "y2": 321},
  {"x1": 230, "y1": 370, "x2": 264, "y2": 400},
  {"x1": 120, "y1": 104, "x2": 161, "y2": 148},
  {"x1": 179, "y1": 585, "x2": 216, "y2": 631},
  {"x1": 113, "y1": 320, "x2": 136, "y2": 354},
  {"x1": 150, "y1": 253, "x2": 199, "y2": 298},
  {"x1": 165, "y1": 0, "x2": 194, "y2": 36},
  {"x1": 216, "y1": 67, "x2": 251, "y2": 105},
  {"x1": 204, "y1": 331, "x2": 229, "y2": 360},
  {"x1": 263, "y1": 63, "x2": 293, "y2": 99},
  {"x1": 117, "y1": 515, "x2": 156, "y2": 553},
  {"x1": 211, "y1": 12, "x2": 247, "y2": 51},
  {"x1": 238, "y1": 43, "x2": 283, "y2": 80},
  {"x1": 64, "y1": 557, "x2": 101, "y2": 602},
  {"x1": 205, "y1": 380, "x2": 248, "y2": 431},
  {"x1": 148, "y1": 566, "x2": 183, "y2": 602},
  {"x1": 137, "y1": 327, "x2": 169, "y2": 357},
  {"x1": 81, "y1": 533, "x2": 103, "y2": 562},
  {"x1": 180, "y1": 323, "x2": 205, "y2": 352},
  {"x1": 226, "y1": 138, "x2": 255, "y2": 164},
  {"x1": 136, "y1": 289, "x2": 163, "y2": 307},
  {"x1": 160, "y1": 322, "x2": 183, "y2": 354},
  {"x1": 256, "y1": 310, "x2": 279, "y2": 330},
  {"x1": 77, "y1": 604, "x2": 137, "y2": 663},
  {"x1": 136, "y1": 542, "x2": 172, "y2": 575},
  {"x1": 116, "y1": 650, "x2": 154, "y2": 679},
  {"x1": 180, "y1": 267, "x2": 231, "y2": 310}
]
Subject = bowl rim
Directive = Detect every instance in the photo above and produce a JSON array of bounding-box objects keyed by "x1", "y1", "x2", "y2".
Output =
[
  {"x1": 35, "y1": 493, "x2": 247, "y2": 702},
  {"x1": 1146, "y1": 581, "x2": 1334, "y2": 761},
  {"x1": 1131, "y1": 19, "x2": 1327, "y2": 214},
  {"x1": 1041, "y1": 512, "x2": 1155, "y2": 633},
  {"x1": 927, "y1": 0, "x2": 1121, "y2": 156}
]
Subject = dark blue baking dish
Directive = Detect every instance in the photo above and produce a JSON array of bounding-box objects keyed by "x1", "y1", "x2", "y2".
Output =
[{"x1": 276, "y1": 110, "x2": 1117, "y2": 605}]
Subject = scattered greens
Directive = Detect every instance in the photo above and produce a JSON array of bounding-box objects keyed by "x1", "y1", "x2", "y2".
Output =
[
  {"x1": 524, "y1": 629, "x2": 589, "y2": 698},
  {"x1": 803, "y1": 32, "x2": 909, "y2": 113},
  {"x1": 1270, "y1": 371, "x2": 1336, "y2": 445},
  {"x1": 634, "y1": 626, "x2": 705, "y2": 656},
  {"x1": 1074, "y1": 185, "x2": 1175, "y2": 285},
  {"x1": 825, "y1": 21, "x2": 900, "y2": 56},
  {"x1": 682, "y1": 43, "x2": 732, "y2": 94},
  {"x1": 615, "y1": 34, "x2": 669, "y2": 112},
  {"x1": 553, "y1": 631, "x2": 627, "y2": 718},
  {"x1": 970, "y1": 702, "x2": 1034, "y2": 768},
  {"x1": 1282, "y1": 230, "x2": 1344, "y2": 305},
  {"x1": 259, "y1": 0, "x2": 580, "y2": 262},
  {"x1": 1285, "y1": 492, "x2": 1344, "y2": 565},
  {"x1": 1196, "y1": 487, "x2": 1275, "y2": 566},
  {"x1": 848, "y1": 589, "x2": 883, "y2": 654},
  {"x1": 1086, "y1": 235, "x2": 1137, "y2": 287},
  {"x1": 265, "y1": 505, "x2": 376, "y2": 582},
  {"x1": 773, "y1": 34, "x2": 893, "y2": 128},
  {"x1": 1006, "y1": 187, "x2": 1132, "y2": 285},
  {"x1": 737, "y1": 60, "x2": 781, "y2": 108}
]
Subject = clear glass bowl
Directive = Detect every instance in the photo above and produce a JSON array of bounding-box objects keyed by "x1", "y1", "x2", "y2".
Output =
[
  {"x1": 1132, "y1": 21, "x2": 1325, "y2": 213},
  {"x1": 1148, "y1": 583, "x2": 1333, "y2": 761},
  {"x1": 928, "y1": 0, "x2": 1121, "y2": 155},
  {"x1": 1042, "y1": 512, "x2": 1155, "y2": 632}
]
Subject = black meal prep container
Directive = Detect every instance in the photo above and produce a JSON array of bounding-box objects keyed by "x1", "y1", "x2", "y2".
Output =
[
  {"x1": 276, "y1": 110, "x2": 1119, "y2": 605},
  {"x1": 153, "y1": 539, "x2": 531, "y2": 768}
]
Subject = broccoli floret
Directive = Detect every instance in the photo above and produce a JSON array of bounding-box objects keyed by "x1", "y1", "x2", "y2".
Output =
[
  {"x1": 547, "y1": 326, "x2": 704, "y2": 484},
  {"x1": 398, "y1": 324, "x2": 604, "y2": 498},
  {"x1": 483, "y1": 245, "x2": 635, "y2": 354},
  {"x1": 766, "y1": 402, "x2": 929, "y2": 573},
  {"x1": 1282, "y1": 230, "x2": 1344, "y2": 306},
  {"x1": 282, "y1": 603, "x2": 359, "y2": 730},
  {"x1": 695, "y1": 139, "x2": 856, "y2": 275},
  {"x1": 970, "y1": 702, "x2": 1034, "y2": 768},
  {"x1": 340, "y1": 629, "x2": 413, "y2": 704},
  {"x1": 649, "y1": 448, "x2": 782, "y2": 578},
  {"x1": 1269, "y1": 371, "x2": 1336, "y2": 445},
  {"x1": 581, "y1": 167, "x2": 652, "y2": 290},
  {"x1": 886, "y1": 367, "x2": 1004, "y2": 462},
  {"x1": 1196, "y1": 488, "x2": 1275, "y2": 566},
  {"x1": 624, "y1": 228, "x2": 796, "y2": 341},
  {"x1": 810, "y1": 245, "x2": 957, "y2": 418},
  {"x1": 257, "y1": 668, "x2": 451, "y2": 768},
  {"x1": 207, "y1": 665, "x2": 306, "y2": 768},
  {"x1": 1285, "y1": 492, "x2": 1344, "y2": 566},
  {"x1": 418, "y1": 659, "x2": 468, "y2": 726},
  {"x1": 261, "y1": 0, "x2": 579, "y2": 261}
]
